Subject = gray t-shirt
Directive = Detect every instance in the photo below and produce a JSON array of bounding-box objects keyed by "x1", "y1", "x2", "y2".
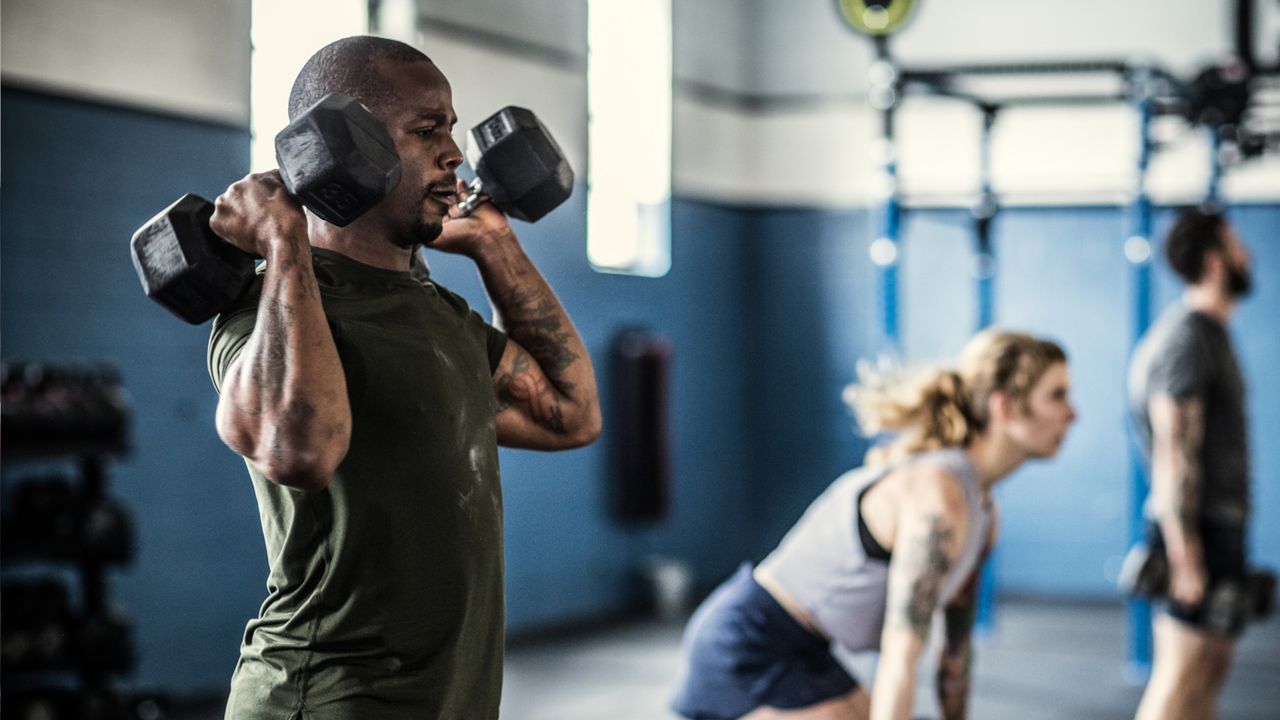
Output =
[{"x1": 1128, "y1": 303, "x2": 1250, "y2": 526}]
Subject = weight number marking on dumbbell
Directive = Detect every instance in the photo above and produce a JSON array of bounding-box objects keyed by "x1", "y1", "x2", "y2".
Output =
[{"x1": 316, "y1": 182, "x2": 360, "y2": 215}]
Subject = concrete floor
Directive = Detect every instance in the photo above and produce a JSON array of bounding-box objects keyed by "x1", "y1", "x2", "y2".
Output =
[
  {"x1": 500, "y1": 598, "x2": 1280, "y2": 720},
  {"x1": 161, "y1": 598, "x2": 1278, "y2": 719}
]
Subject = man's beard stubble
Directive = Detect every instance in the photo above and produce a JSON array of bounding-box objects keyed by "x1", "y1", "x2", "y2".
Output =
[
  {"x1": 390, "y1": 216, "x2": 443, "y2": 249},
  {"x1": 1227, "y1": 259, "x2": 1253, "y2": 298}
]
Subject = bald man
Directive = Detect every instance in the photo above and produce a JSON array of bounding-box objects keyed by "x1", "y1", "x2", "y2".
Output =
[{"x1": 206, "y1": 36, "x2": 600, "y2": 720}]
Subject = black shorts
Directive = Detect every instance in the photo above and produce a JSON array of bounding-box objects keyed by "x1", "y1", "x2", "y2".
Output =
[
  {"x1": 669, "y1": 564, "x2": 858, "y2": 720},
  {"x1": 1145, "y1": 520, "x2": 1247, "y2": 636}
]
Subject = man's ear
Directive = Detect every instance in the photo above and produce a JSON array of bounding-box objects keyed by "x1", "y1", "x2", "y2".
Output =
[{"x1": 1202, "y1": 247, "x2": 1227, "y2": 282}]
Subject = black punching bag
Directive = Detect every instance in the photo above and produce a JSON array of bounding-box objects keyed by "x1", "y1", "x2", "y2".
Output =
[{"x1": 611, "y1": 329, "x2": 672, "y2": 523}]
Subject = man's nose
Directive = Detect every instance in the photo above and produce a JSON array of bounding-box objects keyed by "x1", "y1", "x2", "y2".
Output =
[{"x1": 440, "y1": 135, "x2": 463, "y2": 171}]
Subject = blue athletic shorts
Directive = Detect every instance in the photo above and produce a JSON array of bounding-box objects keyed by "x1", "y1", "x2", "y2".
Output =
[{"x1": 670, "y1": 563, "x2": 858, "y2": 719}]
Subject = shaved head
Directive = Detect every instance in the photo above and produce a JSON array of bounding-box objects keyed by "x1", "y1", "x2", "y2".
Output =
[{"x1": 288, "y1": 36, "x2": 434, "y2": 120}]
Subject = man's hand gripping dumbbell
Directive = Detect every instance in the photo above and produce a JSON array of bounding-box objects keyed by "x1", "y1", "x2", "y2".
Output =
[{"x1": 131, "y1": 96, "x2": 572, "y2": 324}]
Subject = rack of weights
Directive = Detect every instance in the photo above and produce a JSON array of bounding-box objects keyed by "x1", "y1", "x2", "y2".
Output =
[{"x1": 1, "y1": 362, "x2": 164, "y2": 720}]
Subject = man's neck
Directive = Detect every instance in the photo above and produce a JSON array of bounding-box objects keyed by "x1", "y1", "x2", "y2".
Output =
[
  {"x1": 308, "y1": 218, "x2": 412, "y2": 272},
  {"x1": 1184, "y1": 285, "x2": 1235, "y2": 324}
]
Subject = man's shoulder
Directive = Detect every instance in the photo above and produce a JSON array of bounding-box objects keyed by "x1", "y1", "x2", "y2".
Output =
[
  {"x1": 1145, "y1": 304, "x2": 1212, "y2": 352},
  {"x1": 420, "y1": 277, "x2": 481, "y2": 318}
]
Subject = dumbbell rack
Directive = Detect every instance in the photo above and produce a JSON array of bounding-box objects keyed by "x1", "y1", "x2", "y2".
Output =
[{"x1": 1, "y1": 362, "x2": 148, "y2": 720}]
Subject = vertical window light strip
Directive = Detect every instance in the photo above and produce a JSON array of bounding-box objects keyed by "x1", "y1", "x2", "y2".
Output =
[
  {"x1": 587, "y1": 0, "x2": 673, "y2": 277},
  {"x1": 250, "y1": 0, "x2": 368, "y2": 172}
]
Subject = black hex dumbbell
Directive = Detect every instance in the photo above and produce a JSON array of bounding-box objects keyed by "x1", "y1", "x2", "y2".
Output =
[
  {"x1": 130, "y1": 93, "x2": 402, "y2": 324},
  {"x1": 134, "y1": 102, "x2": 573, "y2": 325},
  {"x1": 455, "y1": 106, "x2": 574, "y2": 223},
  {"x1": 1246, "y1": 568, "x2": 1275, "y2": 620},
  {"x1": 1117, "y1": 541, "x2": 1168, "y2": 598},
  {"x1": 1121, "y1": 544, "x2": 1277, "y2": 631}
]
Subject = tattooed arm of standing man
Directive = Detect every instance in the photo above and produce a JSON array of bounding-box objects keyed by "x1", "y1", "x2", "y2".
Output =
[
  {"x1": 872, "y1": 466, "x2": 969, "y2": 720},
  {"x1": 1149, "y1": 393, "x2": 1207, "y2": 607},
  {"x1": 211, "y1": 172, "x2": 352, "y2": 491},
  {"x1": 434, "y1": 194, "x2": 601, "y2": 450}
]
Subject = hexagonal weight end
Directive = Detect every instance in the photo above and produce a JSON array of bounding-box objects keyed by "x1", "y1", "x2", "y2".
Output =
[
  {"x1": 130, "y1": 194, "x2": 254, "y2": 324},
  {"x1": 468, "y1": 106, "x2": 574, "y2": 223},
  {"x1": 275, "y1": 93, "x2": 401, "y2": 226}
]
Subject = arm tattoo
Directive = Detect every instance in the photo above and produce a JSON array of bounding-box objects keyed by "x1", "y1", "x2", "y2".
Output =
[
  {"x1": 232, "y1": 296, "x2": 294, "y2": 417},
  {"x1": 495, "y1": 346, "x2": 569, "y2": 434},
  {"x1": 256, "y1": 297, "x2": 292, "y2": 404},
  {"x1": 545, "y1": 402, "x2": 566, "y2": 433},
  {"x1": 937, "y1": 558, "x2": 986, "y2": 720},
  {"x1": 943, "y1": 599, "x2": 976, "y2": 649},
  {"x1": 1171, "y1": 400, "x2": 1204, "y2": 530},
  {"x1": 233, "y1": 258, "x2": 317, "y2": 419},
  {"x1": 270, "y1": 399, "x2": 317, "y2": 470},
  {"x1": 900, "y1": 517, "x2": 955, "y2": 639},
  {"x1": 495, "y1": 346, "x2": 532, "y2": 412},
  {"x1": 501, "y1": 287, "x2": 579, "y2": 393}
]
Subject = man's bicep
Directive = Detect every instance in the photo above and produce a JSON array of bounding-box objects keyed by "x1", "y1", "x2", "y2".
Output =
[
  {"x1": 493, "y1": 340, "x2": 537, "y2": 410},
  {"x1": 1149, "y1": 393, "x2": 1204, "y2": 453},
  {"x1": 1148, "y1": 393, "x2": 1205, "y2": 528},
  {"x1": 492, "y1": 339, "x2": 572, "y2": 448}
]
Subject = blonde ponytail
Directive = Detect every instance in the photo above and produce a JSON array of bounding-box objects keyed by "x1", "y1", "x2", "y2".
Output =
[
  {"x1": 844, "y1": 329, "x2": 1067, "y2": 466},
  {"x1": 844, "y1": 362, "x2": 973, "y2": 466}
]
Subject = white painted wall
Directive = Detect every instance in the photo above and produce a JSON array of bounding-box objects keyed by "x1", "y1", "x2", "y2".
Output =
[{"x1": 1, "y1": 0, "x2": 252, "y2": 126}]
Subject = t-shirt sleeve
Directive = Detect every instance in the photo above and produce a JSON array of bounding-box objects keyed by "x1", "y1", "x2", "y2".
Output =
[
  {"x1": 1148, "y1": 325, "x2": 1214, "y2": 400},
  {"x1": 207, "y1": 307, "x2": 257, "y2": 394},
  {"x1": 430, "y1": 281, "x2": 508, "y2": 375},
  {"x1": 207, "y1": 276, "x2": 263, "y2": 394},
  {"x1": 483, "y1": 322, "x2": 508, "y2": 375}
]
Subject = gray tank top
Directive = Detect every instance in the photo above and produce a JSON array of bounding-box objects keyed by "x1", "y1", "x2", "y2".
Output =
[{"x1": 757, "y1": 447, "x2": 990, "y2": 652}]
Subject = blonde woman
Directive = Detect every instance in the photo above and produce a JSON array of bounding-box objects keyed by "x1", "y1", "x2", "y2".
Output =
[{"x1": 671, "y1": 330, "x2": 1077, "y2": 720}]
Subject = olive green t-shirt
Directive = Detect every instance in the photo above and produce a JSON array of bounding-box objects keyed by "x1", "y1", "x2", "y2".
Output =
[{"x1": 208, "y1": 247, "x2": 508, "y2": 720}]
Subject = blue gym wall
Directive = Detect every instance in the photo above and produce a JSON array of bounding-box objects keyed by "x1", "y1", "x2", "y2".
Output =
[{"x1": 3, "y1": 86, "x2": 1279, "y2": 692}]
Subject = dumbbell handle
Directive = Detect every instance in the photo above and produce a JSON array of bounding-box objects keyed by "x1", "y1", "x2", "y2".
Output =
[{"x1": 454, "y1": 178, "x2": 488, "y2": 218}]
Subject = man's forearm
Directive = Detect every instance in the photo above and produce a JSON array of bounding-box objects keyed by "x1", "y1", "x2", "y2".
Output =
[
  {"x1": 471, "y1": 232, "x2": 595, "y2": 404},
  {"x1": 1151, "y1": 397, "x2": 1204, "y2": 563},
  {"x1": 218, "y1": 240, "x2": 350, "y2": 488},
  {"x1": 1155, "y1": 465, "x2": 1202, "y2": 565}
]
